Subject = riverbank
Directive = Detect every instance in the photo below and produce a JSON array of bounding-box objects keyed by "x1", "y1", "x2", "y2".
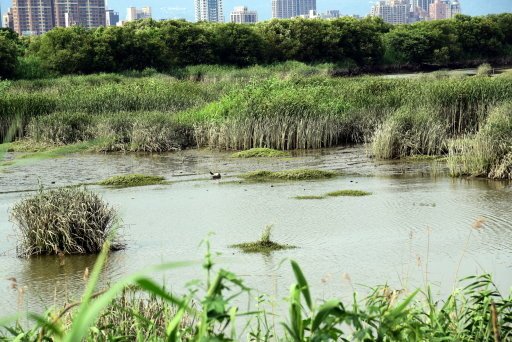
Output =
[{"x1": 2, "y1": 65, "x2": 512, "y2": 179}]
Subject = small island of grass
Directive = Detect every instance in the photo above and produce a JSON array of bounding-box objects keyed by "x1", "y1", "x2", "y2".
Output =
[
  {"x1": 241, "y1": 169, "x2": 337, "y2": 182},
  {"x1": 99, "y1": 174, "x2": 167, "y2": 188},
  {"x1": 232, "y1": 148, "x2": 289, "y2": 158},
  {"x1": 230, "y1": 225, "x2": 296, "y2": 253},
  {"x1": 326, "y1": 190, "x2": 372, "y2": 197},
  {"x1": 294, "y1": 189, "x2": 372, "y2": 199}
]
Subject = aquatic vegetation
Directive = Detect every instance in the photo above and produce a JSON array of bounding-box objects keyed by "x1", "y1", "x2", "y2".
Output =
[
  {"x1": 372, "y1": 106, "x2": 448, "y2": 159},
  {"x1": 99, "y1": 174, "x2": 167, "y2": 188},
  {"x1": 230, "y1": 225, "x2": 296, "y2": 253},
  {"x1": 326, "y1": 190, "x2": 372, "y2": 197},
  {"x1": 10, "y1": 187, "x2": 122, "y2": 257},
  {"x1": 241, "y1": 169, "x2": 337, "y2": 182},
  {"x1": 1, "y1": 240, "x2": 510, "y2": 341},
  {"x1": 294, "y1": 195, "x2": 326, "y2": 200},
  {"x1": 448, "y1": 102, "x2": 512, "y2": 179},
  {"x1": 232, "y1": 147, "x2": 289, "y2": 158}
]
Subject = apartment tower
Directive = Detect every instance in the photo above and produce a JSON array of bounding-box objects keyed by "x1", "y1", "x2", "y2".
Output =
[
  {"x1": 370, "y1": 0, "x2": 410, "y2": 24},
  {"x1": 12, "y1": 0, "x2": 54, "y2": 35},
  {"x1": 195, "y1": 0, "x2": 224, "y2": 22},
  {"x1": 272, "y1": 0, "x2": 317, "y2": 19},
  {"x1": 230, "y1": 6, "x2": 257, "y2": 23},
  {"x1": 12, "y1": 0, "x2": 106, "y2": 35}
]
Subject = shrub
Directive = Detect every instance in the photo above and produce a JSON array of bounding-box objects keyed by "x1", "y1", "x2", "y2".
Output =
[
  {"x1": 476, "y1": 63, "x2": 493, "y2": 77},
  {"x1": 11, "y1": 187, "x2": 122, "y2": 257}
]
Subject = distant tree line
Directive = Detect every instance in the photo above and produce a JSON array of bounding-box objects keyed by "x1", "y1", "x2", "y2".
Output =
[{"x1": 1, "y1": 14, "x2": 512, "y2": 78}]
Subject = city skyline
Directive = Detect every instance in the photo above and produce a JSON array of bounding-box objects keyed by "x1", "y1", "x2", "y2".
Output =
[{"x1": 1, "y1": 0, "x2": 510, "y2": 23}]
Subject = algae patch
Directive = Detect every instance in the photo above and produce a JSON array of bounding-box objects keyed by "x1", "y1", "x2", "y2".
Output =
[
  {"x1": 99, "y1": 174, "x2": 168, "y2": 188},
  {"x1": 241, "y1": 169, "x2": 337, "y2": 182},
  {"x1": 326, "y1": 190, "x2": 372, "y2": 197},
  {"x1": 232, "y1": 148, "x2": 289, "y2": 158}
]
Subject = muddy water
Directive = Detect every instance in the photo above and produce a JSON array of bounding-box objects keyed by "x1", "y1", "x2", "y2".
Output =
[{"x1": 0, "y1": 147, "x2": 511, "y2": 316}]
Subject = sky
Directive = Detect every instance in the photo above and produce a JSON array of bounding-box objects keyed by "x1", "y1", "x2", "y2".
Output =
[{"x1": 1, "y1": 0, "x2": 511, "y2": 22}]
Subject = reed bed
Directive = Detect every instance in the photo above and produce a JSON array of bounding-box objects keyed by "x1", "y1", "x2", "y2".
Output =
[
  {"x1": 230, "y1": 225, "x2": 296, "y2": 253},
  {"x1": 10, "y1": 187, "x2": 122, "y2": 258},
  {"x1": 448, "y1": 102, "x2": 512, "y2": 179}
]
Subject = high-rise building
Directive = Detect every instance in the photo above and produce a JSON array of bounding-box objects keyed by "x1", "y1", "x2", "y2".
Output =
[
  {"x1": 413, "y1": 0, "x2": 434, "y2": 12},
  {"x1": 429, "y1": 0, "x2": 461, "y2": 20},
  {"x1": 126, "y1": 6, "x2": 152, "y2": 21},
  {"x1": 272, "y1": 0, "x2": 317, "y2": 19},
  {"x1": 12, "y1": 0, "x2": 54, "y2": 35},
  {"x1": 195, "y1": 0, "x2": 224, "y2": 22},
  {"x1": 2, "y1": 8, "x2": 14, "y2": 30},
  {"x1": 54, "y1": 0, "x2": 106, "y2": 29},
  {"x1": 105, "y1": 9, "x2": 119, "y2": 26},
  {"x1": 230, "y1": 6, "x2": 257, "y2": 23},
  {"x1": 11, "y1": 0, "x2": 106, "y2": 36},
  {"x1": 370, "y1": 0, "x2": 410, "y2": 24}
]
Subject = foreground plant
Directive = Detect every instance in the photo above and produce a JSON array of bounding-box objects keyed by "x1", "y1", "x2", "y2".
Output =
[
  {"x1": 10, "y1": 187, "x2": 123, "y2": 257},
  {"x1": 0, "y1": 237, "x2": 511, "y2": 341}
]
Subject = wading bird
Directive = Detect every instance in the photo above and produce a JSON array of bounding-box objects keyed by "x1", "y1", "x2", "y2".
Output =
[{"x1": 210, "y1": 171, "x2": 221, "y2": 180}]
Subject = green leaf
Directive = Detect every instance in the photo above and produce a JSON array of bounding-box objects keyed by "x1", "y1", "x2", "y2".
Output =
[{"x1": 291, "y1": 260, "x2": 312, "y2": 310}]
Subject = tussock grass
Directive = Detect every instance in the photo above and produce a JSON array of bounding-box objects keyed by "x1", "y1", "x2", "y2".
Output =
[
  {"x1": 241, "y1": 169, "x2": 337, "y2": 182},
  {"x1": 232, "y1": 147, "x2": 289, "y2": 158},
  {"x1": 99, "y1": 174, "x2": 167, "y2": 188},
  {"x1": 10, "y1": 187, "x2": 122, "y2": 257},
  {"x1": 326, "y1": 190, "x2": 372, "y2": 197},
  {"x1": 448, "y1": 102, "x2": 512, "y2": 179},
  {"x1": 476, "y1": 63, "x2": 493, "y2": 77},
  {"x1": 230, "y1": 225, "x2": 296, "y2": 253}
]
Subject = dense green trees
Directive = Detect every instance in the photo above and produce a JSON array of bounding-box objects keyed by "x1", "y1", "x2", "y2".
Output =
[
  {"x1": 0, "y1": 29, "x2": 21, "y2": 79},
  {"x1": 2, "y1": 14, "x2": 512, "y2": 78}
]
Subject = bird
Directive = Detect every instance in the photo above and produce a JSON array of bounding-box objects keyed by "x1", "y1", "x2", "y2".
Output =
[{"x1": 210, "y1": 171, "x2": 221, "y2": 180}]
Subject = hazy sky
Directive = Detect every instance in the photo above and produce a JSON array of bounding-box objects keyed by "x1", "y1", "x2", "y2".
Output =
[{"x1": 1, "y1": 0, "x2": 511, "y2": 22}]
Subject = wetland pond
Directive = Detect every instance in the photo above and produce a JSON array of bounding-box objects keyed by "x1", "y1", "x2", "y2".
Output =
[{"x1": 0, "y1": 147, "x2": 511, "y2": 316}]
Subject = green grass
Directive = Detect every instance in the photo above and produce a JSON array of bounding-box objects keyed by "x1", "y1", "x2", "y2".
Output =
[
  {"x1": 326, "y1": 190, "x2": 372, "y2": 197},
  {"x1": 230, "y1": 225, "x2": 296, "y2": 253},
  {"x1": 232, "y1": 148, "x2": 289, "y2": 158},
  {"x1": 240, "y1": 169, "x2": 337, "y2": 182},
  {"x1": 294, "y1": 195, "x2": 326, "y2": 200},
  {"x1": 98, "y1": 174, "x2": 168, "y2": 188}
]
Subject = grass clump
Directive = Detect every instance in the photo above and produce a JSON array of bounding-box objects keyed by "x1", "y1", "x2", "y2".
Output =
[
  {"x1": 241, "y1": 169, "x2": 337, "y2": 182},
  {"x1": 326, "y1": 190, "x2": 372, "y2": 197},
  {"x1": 99, "y1": 174, "x2": 167, "y2": 188},
  {"x1": 476, "y1": 63, "x2": 493, "y2": 77},
  {"x1": 232, "y1": 148, "x2": 289, "y2": 158},
  {"x1": 230, "y1": 225, "x2": 296, "y2": 253},
  {"x1": 10, "y1": 187, "x2": 122, "y2": 258},
  {"x1": 448, "y1": 102, "x2": 512, "y2": 179}
]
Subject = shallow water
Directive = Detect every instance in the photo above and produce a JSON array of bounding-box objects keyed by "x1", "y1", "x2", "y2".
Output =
[{"x1": 0, "y1": 147, "x2": 511, "y2": 316}]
